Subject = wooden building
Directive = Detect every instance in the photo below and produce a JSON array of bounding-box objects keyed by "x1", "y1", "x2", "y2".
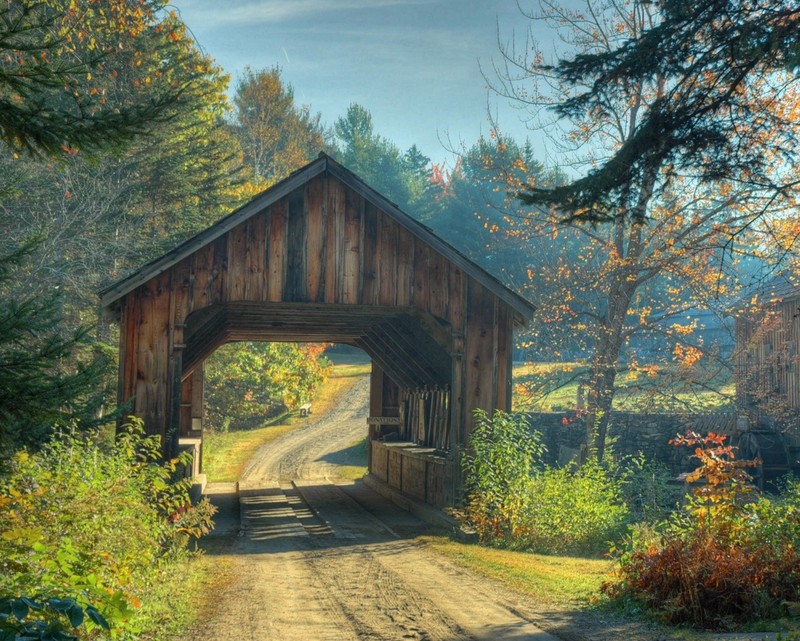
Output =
[
  {"x1": 734, "y1": 274, "x2": 800, "y2": 418},
  {"x1": 101, "y1": 154, "x2": 535, "y2": 507}
]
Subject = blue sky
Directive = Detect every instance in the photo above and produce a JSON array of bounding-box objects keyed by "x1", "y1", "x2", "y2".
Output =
[{"x1": 169, "y1": 0, "x2": 555, "y2": 167}]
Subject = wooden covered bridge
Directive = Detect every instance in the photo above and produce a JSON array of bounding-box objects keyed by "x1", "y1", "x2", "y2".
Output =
[{"x1": 101, "y1": 154, "x2": 535, "y2": 507}]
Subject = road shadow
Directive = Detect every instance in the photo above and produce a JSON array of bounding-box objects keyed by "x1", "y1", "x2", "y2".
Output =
[
  {"x1": 198, "y1": 479, "x2": 431, "y2": 557},
  {"x1": 317, "y1": 437, "x2": 368, "y2": 467}
]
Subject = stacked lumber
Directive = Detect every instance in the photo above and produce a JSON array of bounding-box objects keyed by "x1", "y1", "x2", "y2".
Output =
[{"x1": 400, "y1": 386, "x2": 450, "y2": 450}]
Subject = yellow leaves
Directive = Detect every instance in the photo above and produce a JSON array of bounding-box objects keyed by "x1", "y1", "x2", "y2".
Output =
[
  {"x1": 670, "y1": 322, "x2": 695, "y2": 336},
  {"x1": 673, "y1": 344, "x2": 703, "y2": 367}
]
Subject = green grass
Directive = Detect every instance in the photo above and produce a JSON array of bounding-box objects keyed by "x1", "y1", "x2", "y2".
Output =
[
  {"x1": 137, "y1": 551, "x2": 233, "y2": 641},
  {"x1": 512, "y1": 361, "x2": 735, "y2": 413},
  {"x1": 202, "y1": 360, "x2": 371, "y2": 482},
  {"x1": 203, "y1": 421, "x2": 298, "y2": 482},
  {"x1": 422, "y1": 536, "x2": 613, "y2": 608}
]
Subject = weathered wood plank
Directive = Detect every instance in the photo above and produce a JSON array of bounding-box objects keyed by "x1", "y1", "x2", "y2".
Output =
[
  {"x1": 342, "y1": 187, "x2": 363, "y2": 305},
  {"x1": 412, "y1": 239, "x2": 431, "y2": 311},
  {"x1": 285, "y1": 188, "x2": 307, "y2": 302},
  {"x1": 428, "y1": 252, "x2": 443, "y2": 318},
  {"x1": 378, "y1": 215, "x2": 398, "y2": 306},
  {"x1": 305, "y1": 176, "x2": 325, "y2": 302},
  {"x1": 362, "y1": 201, "x2": 379, "y2": 306},
  {"x1": 226, "y1": 221, "x2": 248, "y2": 302},
  {"x1": 190, "y1": 243, "x2": 212, "y2": 311},
  {"x1": 208, "y1": 235, "x2": 228, "y2": 305},
  {"x1": 267, "y1": 198, "x2": 288, "y2": 302},
  {"x1": 325, "y1": 177, "x2": 345, "y2": 304},
  {"x1": 134, "y1": 271, "x2": 172, "y2": 443},
  {"x1": 464, "y1": 281, "x2": 496, "y2": 438},
  {"x1": 396, "y1": 228, "x2": 414, "y2": 307},
  {"x1": 495, "y1": 302, "x2": 513, "y2": 411},
  {"x1": 244, "y1": 211, "x2": 268, "y2": 301}
]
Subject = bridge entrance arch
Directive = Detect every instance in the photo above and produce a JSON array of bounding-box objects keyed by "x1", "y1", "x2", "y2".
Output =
[{"x1": 101, "y1": 154, "x2": 535, "y2": 507}]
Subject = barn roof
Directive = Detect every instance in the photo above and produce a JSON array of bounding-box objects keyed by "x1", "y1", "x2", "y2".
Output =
[
  {"x1": 730, "y1": 272, "x2": 800, "y2": 314},
  {"x1": 99, "y1": 153, "x2": 536, "y2": 322}
]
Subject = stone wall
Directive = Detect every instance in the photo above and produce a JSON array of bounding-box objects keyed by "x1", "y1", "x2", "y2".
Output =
[{"x1": 524, "y1": 411, "x2": 742, "y2": 474}]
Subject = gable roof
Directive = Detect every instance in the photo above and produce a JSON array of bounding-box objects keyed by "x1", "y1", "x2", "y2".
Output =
[{"x1": 99, "y1": 153, "x2": 536, "y2": 322}]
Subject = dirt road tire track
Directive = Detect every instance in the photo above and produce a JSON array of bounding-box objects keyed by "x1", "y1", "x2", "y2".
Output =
[{"x1": 190, "y1": 374, "x2": 675, "y2": 641}]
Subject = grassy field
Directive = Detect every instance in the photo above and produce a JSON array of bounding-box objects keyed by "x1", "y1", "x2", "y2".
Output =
[
  {"x1": 512, "y1": 361, "x2": 735, "y2": 413},
  {"x1": 421, "y1": 536, "x2": 613, "y2": 607},
  {"x1": 202, "y1": 355, "x2": 371, "y2": 482}
]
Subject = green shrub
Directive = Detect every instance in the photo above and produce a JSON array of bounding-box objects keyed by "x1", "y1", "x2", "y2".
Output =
[
  {"x1": 0, "y1": 419, "x2": 215, "y2": 638},
  {"x1": 461, "y1": 410, "x2": 629, "y2": 555},
  {"x1": 518, "y1": 460, "x2": 629, "y2": 554},
  {"x1": 604, "y1": 432, "x2": 800, "y2": 629},
  {"x1": 461, "y1": 409, "x2": 546, "y2": 544}
]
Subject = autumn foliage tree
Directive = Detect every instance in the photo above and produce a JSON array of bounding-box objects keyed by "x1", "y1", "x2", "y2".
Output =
[
  {"x1": 488, "y1": 0, "x2": 800, "y2": 460},
  {"x1": 0, "y1": 0, "x2": 210, "y2": 156},
  {"x1": 204, "y1": 343, "x2": 330, "y2": 431},
  {"x1": 231, "y1": 66, "x2": 327, "y2": 187}
]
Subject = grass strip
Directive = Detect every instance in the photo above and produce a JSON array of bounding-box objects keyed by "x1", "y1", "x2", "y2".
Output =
[{"x1": 421, "y1": 536, "x2": 613, "y2": 608}]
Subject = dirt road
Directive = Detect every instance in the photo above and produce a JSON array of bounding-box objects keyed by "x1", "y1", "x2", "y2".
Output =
[
  {"x1": 240, "y1": 375, "x2": 371, "y2": 482},
  {"x1": 191, "y1": 375, "x2": 673, "y2": 641}
]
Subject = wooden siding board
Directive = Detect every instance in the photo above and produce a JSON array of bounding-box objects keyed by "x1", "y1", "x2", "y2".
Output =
[
  {"x1": 412, "y1": 239, "x2": 431, "y2": 311},
  {"x1": 342, "y1": 187, "x2": 363, "y2": 305},
  {"x1": 378, "y1": 215, "x2": 398, "y2": 306},
  {"x1": 209, "y1": 235, "x2": 228, "y2": 305},
  {"x1": 495, "y1": 302, "x2": 513, "y2": 411},
  {"x1": 305, "y1": 177, "x2": 325, "y2": 302},
  {"x1": 362, "y1": 202, "x2": 380, "y2": 306},
  {"x1": 464, "y1": 280, "x2": 496, "y2": 438},
  {"x1": 244, "y1": 212, "x2": 268, "y2": 301},
  {"x1": 134, "y1": 272, "x2": 171, "y2": 441},
  {"x1": 396, "y1": 228, "x2": 414, "y2": 307},
  {"x1": 325, "y1": 178, "x2": 345, "y2": 304},
  {"x1": 429, "y1": 252, "x2": 448, "y2": 319},
  {"x1": 285, "y1": 189, "x2": 307, "y2": 302},
  {"x1": 226, "y1": 221, "x2": 248, "y2": 302},
  {"x1": 267, "y1": 199, "x2": 288, "y2": 302},
  {"x1": 190, "y1": 244, "x2": 212, "y2": 312}
]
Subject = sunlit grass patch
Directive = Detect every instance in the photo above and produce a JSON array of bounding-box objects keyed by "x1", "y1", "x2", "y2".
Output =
[
  {"x1": 203, "y1": 422, "x2": 297, "y2": 482},
  {"x1": 421, "y1": 536, "x2": 612, "y2": 608},
  {"x1": 512, "y1": 361, "x2": 734, "y2": 413}
]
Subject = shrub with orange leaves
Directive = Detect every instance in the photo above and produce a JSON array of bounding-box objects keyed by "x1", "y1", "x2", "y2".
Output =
[{"x1": 603, "y1": 431, "x2": 800, "y2": 629}]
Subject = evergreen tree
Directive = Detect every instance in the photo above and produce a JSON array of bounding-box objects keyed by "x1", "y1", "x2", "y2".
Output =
[
  {"x1": 0, "y1": 0, "x2": 210, "y2": 156},
  {"x1": 0, "y1": 243, "x2": 109, "y2": 453},
  {"x1": 514, "y1": 0, "x2": 800, "y2": 224}
]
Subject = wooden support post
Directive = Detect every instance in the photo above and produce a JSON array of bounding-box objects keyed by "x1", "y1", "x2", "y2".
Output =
[{"x1": 168, "y1": 345, "x2": 183, "y2": 460}]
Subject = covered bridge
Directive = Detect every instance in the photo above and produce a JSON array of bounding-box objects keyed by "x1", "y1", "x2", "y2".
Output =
[{"x1": 101, "y1": 154, "x2": 535, "y2": 507}]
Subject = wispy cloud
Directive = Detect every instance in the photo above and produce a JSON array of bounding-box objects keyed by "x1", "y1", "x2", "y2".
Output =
[{"x1": 183, "y1": 0, "x2": 433, "y2": 27}]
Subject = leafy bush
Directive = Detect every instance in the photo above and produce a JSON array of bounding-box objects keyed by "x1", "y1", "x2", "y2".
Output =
[
  {"x1": 0, "y1": 596, "x2": 109, "y2": 641},
  {"x1": 0, "y1": 419, "x2": 215, "y2": 638},
  {"x1": 604, "y1": 431, "x2": 800, "y2": 629},
  {"x1": 518, "y1": 460, "x2": 629, "y2": 554},
  {"x1": 462, "y1": 409, "x2": 546, "y2": 543},
  {"x1": 461, "y1": 410, "x2": 629, "y2": 554},
  {"x1": 204, "y1": 342, "x2": 330, "y2": 430}
]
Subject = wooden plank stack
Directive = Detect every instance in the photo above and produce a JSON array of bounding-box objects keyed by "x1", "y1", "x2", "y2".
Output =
[{"x1": 400, "y1": 386, "x2": 450, "y2": 451}]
